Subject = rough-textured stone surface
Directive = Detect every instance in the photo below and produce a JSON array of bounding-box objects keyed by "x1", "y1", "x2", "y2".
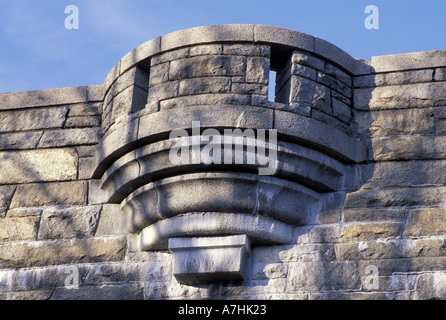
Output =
[
  {"x1": 0, "y1": 236, "x2": 125, "y2": 268},
  {"x1": 354, "y1": 82, "x2": 446, "y2": 111},
  {"x1": 0, "y1": 149, "x2": 78, "y2": 184},
  {"x1": 38, "y1": 206, "x2": 102, "y2": 239},
  {"x1": 0, "y1": 86, "x2": 87, "y2": 111},
  {"x1": 1, "y1": 24, "x2": 446, "y2": 300},
  {"x1": 9, "y1": 181, "x2": 87, "y2": 208},
  {"x1": 0, "y1": 107, "x2": 68, "y2": 133},
  {"x1": 404, "y1": 209, "x2": 446, "y2": 237}
]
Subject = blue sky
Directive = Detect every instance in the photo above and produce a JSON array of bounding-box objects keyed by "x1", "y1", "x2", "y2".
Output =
[{"x1": 0, "y1": 0, "x2": 445, "y2": 93}]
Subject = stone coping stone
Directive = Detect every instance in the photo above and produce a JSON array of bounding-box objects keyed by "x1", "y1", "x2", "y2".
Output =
[
  {"x1": 371, "y1": 50, "x2": 446, "y2": 73},
  {"x1": 0, "y1": 85, "x2": 103, "y2": 110}
]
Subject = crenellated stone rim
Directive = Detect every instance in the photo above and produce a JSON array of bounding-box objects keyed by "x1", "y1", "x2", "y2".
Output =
[
  {"x1": 92, "y1": 24, "x2": 366, "y2": 259},
  {"x1": 104, "y1": 24, "x2": 369, "y2": 97}
]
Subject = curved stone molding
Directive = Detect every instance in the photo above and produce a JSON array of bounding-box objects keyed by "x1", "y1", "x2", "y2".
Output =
[
  {"x1": 98, "y1": 135, "x2": 347, "y2": 205},
  {"x1": 120, "y1": 172, "x2": 320, "y2": 233},
  {"x1": 92, "y1": 24, "x2": 367, "y2": 284},
  {"x1": 93, "y1": 105, "x2": 364, "y2": 179},
  {"x1": 138, "y1": 212, "x2": 295, "y2": 251}
]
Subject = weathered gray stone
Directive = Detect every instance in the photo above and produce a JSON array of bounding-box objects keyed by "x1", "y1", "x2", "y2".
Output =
[
  {"x1": 314, "y1": 37, "x2": 356, "y2": 74},
  {"x1": 0, "y1": 186, "x2": 15, "y2": 217},
  {"x1": 0, "y1": 107, "x2": 68, "y2": 133},
  {"x1": 354, "y1": 82, "x2": 446, "y2": 111},
  {"x1": 332, "y1": 98, "x2": 352, "y2": 123},
  {"x1": 404, "y1": 208, "x2": 446, "y2": 237},
  {"x1": 0, "y1": 149, "x2": 78, "y2": 184},
  {"x1": 148, "y1": 62, "x2": 169, "y2": 86},
  {"x1": 317, "y1": 72, "x2": 352, "y2": 98},
  {"x1": 104, "y1": 67, "x2": 149, "y2": 109},
  {"x1": 119, "y1": 36, "x2": 161, "y2": 73},
  {"x1": 150, "y1": 48, "x2": 189, "y2": 67},
  {"x1": 161, "y1": 24, "x2": 254, "y2": 52},
  {"x1": 179, "y1": 77, "x2": 231, "y2": 96},
  {"x1": 169, "y1": 56, "x2": 246, "y2": 80},
  {"x1": 0, "y1": 236, "x2": 125, "y2": 268},
  {"x1": 223, "y1": 44, "x2": 270, "y2": 57},
  {"x1": 291, "y1": 64, "x2": 317, "y2": 81},
  {"x1": 370, "y1": 136, "x2": 446, "y2": 161},
  {"x1": 9, "y1": 181, "x2": 87, "y2": 208},
  {"x1": 95, "y1": 204, "x2": 126, "y2": 236},
  {"x1": 377, "y1": 69, "x2": 433, "y2": 86},
  {"x1": 290, "y1": 76, "x2": 331, "y2": 113},
  {"x1": 292, "y1": 51, "x2": 325, "y2": 71},
  {"x1": 138, "y1": 212, "x2": 294, "y2": 250},
  {"x1": 0, "y1": 132, "x2": 43, "y2": 150},
  {"x1": 189, "y1": 44, "x2": 223, "y2": 56},
  {"x1": 38, "y1": 128, "x2": 101, "y2": 148},
  {"x1": 277, "y1": 244, "x2": 336, "y2": 262},
  {"x1": 147, "y1": 81, "x2": 179, "y2": 103},
  {"x1": 359, "y1": 257, "x2": 446, "y2": 277},
  {"x1": 87, "y1": 85, "x2": 104, "y2": 102},
  {"x1": 93, "y1": 116, "x2": 139, "y2": 178},
  {"x1": 159, "y1": 93, "x2": 251, "y2": 110},
  {"x1": 343, "y1": 208, "x2": 406, "y2": 222},
  {"x1": 3, "y1": 24, "x2": 446, "y2": 300},
  {"x1": 336, "y1": 238, "x2": 446, "y2": 261},
  {"x1": 339, "y1": 222, "x2": 403, "y2": 241},
  {"x1": 168, "y1": 235, "x2": 251, "y2": 284},
  {"x1": 311, "y1": 109, "x2": 350, "y2": 134},
  {"x1": 65, "y1": 116, "x2": 101, "y2": 128},
  {"x1": 360, "y1": 160, "x2": 446, "y2": 189},
  {"x1": 344, "y1": 186, "x2": 446, "y2": 209},
  {"x1": 287, "y1": 261, "x2": 360, "y2": 292},
  {"x1": 274, "y1": 110, "x2": 366, "y2": 163},
  {"x1": 38, "y1": 206, "x2": 102, "y2": 239},
  {"x1": 354, "y1": 69, "x2": 434, "y2": 88},
  {"x1": 255, "y1": 25, "x2": 314, "y2": 53},
  {"x1": 435, "y1": 67, "x2": 446, "y2": 81},
  {"x1": 246, "y1": 57, "x2": 269, "y2": 84},
  {"x1": 413, "y1": 272, "x2": 446, "y2": 300},
  {"x1": 371, "y1": 50, "x2": 446, "y2": 72},
  {"x1": 325, "y1": 63, "x2": 352, "y2": 86},
  {"x1": 0, "y1": 216, "x2": 40, "y2": 241},
  {"x1": 69, "y1": 103, "x2": 102, "y2": 116},
  {"x1": 0, "y1": 86, "x2": 87, "y2": 111},
  {"x1": 138, "y1": 105, "x2": 273, "y2": 144},
  {"x1": 353, "y1": 108, "x2": 435, "y2": 138}
]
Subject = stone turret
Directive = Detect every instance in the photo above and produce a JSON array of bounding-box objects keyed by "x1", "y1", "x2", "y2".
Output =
[
  {"x1": 1, "y1": 25, "x2": 446, "y2": 299},
  {"x1": 91, "y1": 25, "x2": 367, "y2": 283}
]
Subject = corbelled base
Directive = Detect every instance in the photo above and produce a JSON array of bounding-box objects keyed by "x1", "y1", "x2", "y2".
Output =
[{"x1": 168, "y1": 235, "x2": 251, "y2": 285}]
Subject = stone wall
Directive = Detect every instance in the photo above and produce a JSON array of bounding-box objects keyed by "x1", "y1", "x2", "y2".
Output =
[{"x1": 0, "y1": 25, "x2": 445, "y2": 300}]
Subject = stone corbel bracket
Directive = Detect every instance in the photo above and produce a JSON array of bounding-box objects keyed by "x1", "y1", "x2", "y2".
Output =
[{"x1": 92, "y1": 24, "x2": 367, "y2": 284}]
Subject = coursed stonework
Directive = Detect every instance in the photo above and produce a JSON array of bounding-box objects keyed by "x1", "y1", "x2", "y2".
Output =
[{"x1": 0, "y1": 25, "x2": 445, "y2": 300}]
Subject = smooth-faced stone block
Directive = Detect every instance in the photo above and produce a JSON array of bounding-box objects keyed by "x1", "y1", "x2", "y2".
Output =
[
  {"x1": 274, "y1": 110, "x2": 366, "y2": 163},
  {"x1": 0, "y1": 149, "x2": 78, "y2": 184},
  {"x1": 0, "y1": 86, "x2": 87, "y2": 111},
  {"x1": 139, "y1": 212, "x2": 294, "y2": 250},
  {"x1": 254, "y1": 25, "x2": 314, "y2": 53},
  {"x1": 168, "y1": 235, "x2": 251, "y2": 284},
  {"x1": 371, "y1": 50, "x2": 446, "y2": 73},
  {"x1": 161, "y1": 24, "x2": 255, "y2": 52}
]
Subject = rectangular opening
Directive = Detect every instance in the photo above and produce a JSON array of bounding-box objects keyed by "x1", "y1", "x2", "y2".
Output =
[{"x1": 268, "y1": 70, "x2": 276, "y2": 102}]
